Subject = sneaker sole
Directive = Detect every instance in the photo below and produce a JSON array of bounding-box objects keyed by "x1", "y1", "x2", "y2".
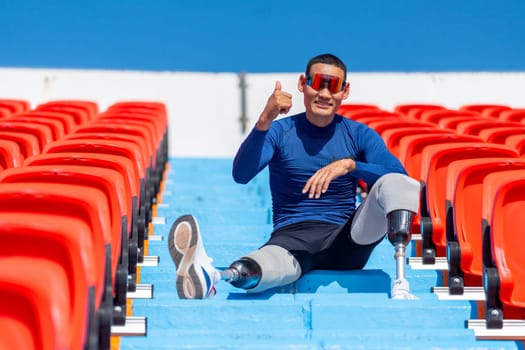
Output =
[{"x1": 168, "y1": 215, "x2": 205, "y2": 299}]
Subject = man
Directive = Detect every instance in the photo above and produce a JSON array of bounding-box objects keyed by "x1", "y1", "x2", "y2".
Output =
[{"x1": 169, "y1": 53, "x2": 420, "y2": 300}]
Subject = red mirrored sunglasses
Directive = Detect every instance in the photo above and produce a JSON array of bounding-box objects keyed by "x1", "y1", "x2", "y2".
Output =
[{"x1": 306, "y1": 73, "x2": 346, "y2": 93}]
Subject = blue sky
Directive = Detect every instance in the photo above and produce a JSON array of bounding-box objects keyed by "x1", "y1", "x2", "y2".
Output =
[{"x1": 1, "y1": 0, "x2": 524, "y2": 72}]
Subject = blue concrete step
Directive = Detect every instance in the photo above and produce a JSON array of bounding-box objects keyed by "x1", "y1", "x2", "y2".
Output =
[{"x1": 120, "y1": 158, "x2": 522, "y2": 350}]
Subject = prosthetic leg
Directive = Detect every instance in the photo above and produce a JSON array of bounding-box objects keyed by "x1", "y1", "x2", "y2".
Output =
[
  {"x1": 220, "y1": 257, "x2": 262, "y2": 289},
  {"x1": 219, "y1": 245, "x2": 301, "y2": 293},
  {"x1": 387, "y1": 209, "x2": 417, "y2": 299}
]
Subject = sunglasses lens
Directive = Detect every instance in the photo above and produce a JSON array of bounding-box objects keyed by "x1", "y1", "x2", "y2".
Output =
[{"x1": 308, "y1": 74, "x2": 344, "y2": 93}]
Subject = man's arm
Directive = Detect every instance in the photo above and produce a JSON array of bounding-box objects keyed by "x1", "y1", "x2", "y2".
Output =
[
  {"x1": 232, "y1": 81, "x2": 292, "y2": 184},
  {"x1": 351, "y1": 127, "x2": 407, "y2": 185},
  {"x1": 302, "y1": 126, "x2": 406, "y2": 198}
]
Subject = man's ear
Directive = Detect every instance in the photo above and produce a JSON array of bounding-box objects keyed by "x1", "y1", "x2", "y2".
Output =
[
  {"x1": 343, "y1": 82, "x2": 351, "y2": 99},
  {"x1": 298, "y1": 74, "x2": 306, "y2": 93}
]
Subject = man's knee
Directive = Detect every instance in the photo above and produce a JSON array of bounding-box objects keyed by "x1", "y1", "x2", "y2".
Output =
[{"x1": 373, "y1": 173, "x2": 420, "y2": 214}]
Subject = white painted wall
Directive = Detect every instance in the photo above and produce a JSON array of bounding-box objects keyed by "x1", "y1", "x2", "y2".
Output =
[{"x1": 1, "y1": 68, "x2": 524, "y2": 157}]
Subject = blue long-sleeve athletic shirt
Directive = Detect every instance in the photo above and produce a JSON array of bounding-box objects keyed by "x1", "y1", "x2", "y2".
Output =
[{"x1": 233, "y1": 113, "x2": 407, "y2": 230}]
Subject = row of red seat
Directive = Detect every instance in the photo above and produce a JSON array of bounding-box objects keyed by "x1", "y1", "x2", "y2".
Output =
[
  {"x1": 0, "y1": 98, "x2": 168, "y2": 349},
  {"x1": 339, "y1": 103, "x2": 525, "y2": 332}
]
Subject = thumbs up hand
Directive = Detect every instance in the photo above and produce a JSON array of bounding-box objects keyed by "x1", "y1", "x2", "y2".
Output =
[{"x1": 256, "y1": 81, "x2": 293, "y2": 131}]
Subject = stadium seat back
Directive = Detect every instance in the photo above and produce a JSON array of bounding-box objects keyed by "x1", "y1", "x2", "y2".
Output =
[
  {"x1": 419, "y1": 142, "x2": 518, "y2": 253},
  {"x1": 0, "y1": 99, "x2": 31, "y2": 113},
  {"x1": 0, "y1": 165, "x2": 128, "y2": 300},
  {"x1": 0, "y1": 256, "x2": 72, "y2": 350},
  {"x1": 498, "y1": 109, "x2": 525, "y2": 123},
  {"x1": 0, "y1": 121, "x2": 53, "y2": 152},
  {"x1": 0, "y1": 139, "x2": 23, "y2": 170},
  {"x1": 482, "y1": 170, "x2": 525, "y2": 308},
  {"x1": 455, "y1": 119, "x2": 521, "y2": 136},
  {"x1": 398, "y1": 133, "x2": 482, "y2": 179},
  {"x1": 18, "y1": 110, "x2": 78, "y2": 134},
  {"x1": 0, "y1": 131, "x2": 40, "y2": 158},
  {"x1": 39, "y1": 100, "x2": 99, "y2": 121},
  {"x1": 446, "y1": 158, "x2": 525, "y2": 279},
  {"x1": 366, "y1": 119, "x2": 436, "y2": 136},
  {"x1": 503, "y1": 134, "x2": 525, "y2": 157},
  {"x1": 478, "y1": 126, "x2": 525, "y2": 144},
  {"x1": 0, "y1": 213, "x2": 96, "y2": 349},
  {"x1": 381, "y1": 127, "x2": 453, "y2": 157},
  {"x1": 0, "y1": 182, "x2": 112, "y2": 305},
  {"x1": 393, "y1": 104, "x2": 445, "y2": 119},
  {"x1": 3, "y1": 115, "x2": 65, "y2": 141}
]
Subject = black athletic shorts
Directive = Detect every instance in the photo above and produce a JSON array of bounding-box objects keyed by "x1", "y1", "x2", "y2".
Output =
[{"x1": 262, "y1": 219, "x2": 383, "y2": 276}]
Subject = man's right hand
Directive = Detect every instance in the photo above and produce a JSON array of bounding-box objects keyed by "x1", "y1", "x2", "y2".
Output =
[{"x1": 256, "y1": 81, "x2": 292, "y2": 131}]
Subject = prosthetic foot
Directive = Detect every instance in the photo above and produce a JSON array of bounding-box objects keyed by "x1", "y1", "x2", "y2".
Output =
[{"x1": 387, "y1": 209, "x2": 418, "y2": 300}]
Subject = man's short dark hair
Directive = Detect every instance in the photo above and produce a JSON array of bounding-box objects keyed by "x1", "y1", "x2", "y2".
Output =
[{"x1": 305, "y1": 54, "x2": 347, "y2": 78}]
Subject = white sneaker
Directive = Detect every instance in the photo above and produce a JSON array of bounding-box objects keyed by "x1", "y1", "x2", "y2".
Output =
[
  {"x1": 391, "y1": 278, "x2": 418, "y2": 300},
  {"x1": 168, "y1": 215, "x2": 221, "y2": 299}
]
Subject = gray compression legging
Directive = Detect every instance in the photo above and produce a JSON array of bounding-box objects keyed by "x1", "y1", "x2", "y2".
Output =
[{"x1": 241, "y1": 173, "x2": 420, "y2": 293}]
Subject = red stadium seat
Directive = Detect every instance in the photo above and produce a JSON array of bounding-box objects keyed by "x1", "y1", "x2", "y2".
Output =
[
  {"x1": 58, "y1": 134, "x2": 153, "y2": 219},
  {"x1": 366, "y1": 119, "x2": 436, "y2": 137},
  {"x1": 503, "y1": 134, "x2": 525, "y2": 156},
  {"x1": 0, "y1": 99, "x2": 30, "y2": 113},
  {"x1": 436, "y1": 115, "x2": 490, "y2": 130},
  {"x1": 0, "y1": 213, "x2": 97, "y2": 349},
  {"x1": 396, "y1": 134, "x2": 482, "y2": 240},
  {"x1": 0, "y1": 106, "x2": 12, "y2": 118},
  {"x1": 17, "y1": 110, "x2": 78, "y2": 134},
  {"x1": 0, "y1": 139, "x2": 23, "y2": 170},
  {"x1": 0, "y1": 164, "x2": 130, "y2": 325},
  {"x1": 0, "y1": 256, "x2": 72, "y2": 350},
  {"x1": 106, "y1": 101, "x2": 167, "y2": 143},
  {"x1": 73, "y1": 123, "x2": 154, "y2": 167},
  {"x1": 0, "y1": 131, "x2": 41, "y2": 158},
  {"x1": 393, "y1": 104, "x2": 446, "y2": 119},
  {"x1": 455, "y1": 119, "x2": 522, "y2": 137},
  {"x1": 104, "y1": 101, "x2": 168, "y2": 166},
  {"x1": 338, "y1": 104, "x2": 380, "y2": 114},
  {"x1": 70, "y1": 123, "x2": 158, "y2": 196},
  {"x1": 95, "y1": 112, "x2": 163, "y2": 184},
  {"x1": 0, "y1": 317, "x2": 39, "y2": 350},
  {"x1": 418, "y1": 142, "x2": 518, "y2": 264},
  {"x1": 39, "y1": 100, "x2": 99, "y2": 121},
  {"x1": 382, "y1": 128, "x2": 453, "y2": 158},
  {"x1": 419, "y1": 109, "x2": 478, "y2": 125},
  {"x1": 36, "y1": 103, "x2": 92, "y2": 126},
  {"x1": 340, "y1": 109, "x2": 401, "y2": 123},
  {"x1": 460, "y1": 104, "x2": 510, "y2": 115},
  {"x1": 0, "y1": 121, "x2": 53, "y2": 152},
  {"x1": 2, "y1": 115, "x2": 66, "y2": 141},
  {"x1": 480, "y1": 106, "x2": 512, "y2": 119},
  {"x1": 43, "y1": 139, "x2": 150, "y2": 260},
  {"x1": 445, "y1": 158, "x2": 525, "y2": 294},
  {"x1": 477, "y1": 126, "x2": 525, "y2": 144},
  {"x1": 107, "y1": 100, "x2": 167, "y2": 123},
  {"x1": 498, "y1": 109, "x2": 525, "y2": 123},
  {"x1": 0, "y1": 182, "x2": 113, "y2": 348},
  {"x1": 97, "y1": 111, "x2": 163, "y2": 164},
  {"x1": 339, "y1": 107, "x2": 385, "y2": 119},
  {"x1": 482, "y1": 170, "x2": 525, "y2": 328},
  {"x1": 23, "y1": 152, "x2": 141, "y2": 290},
  {"x1": 398, "y1": 133, "x2": 483, "y2": 179}
]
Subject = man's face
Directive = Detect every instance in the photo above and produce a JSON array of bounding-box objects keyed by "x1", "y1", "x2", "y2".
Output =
[{"x1": 298, "y1": 63, "x2": 350, "y2": 125}]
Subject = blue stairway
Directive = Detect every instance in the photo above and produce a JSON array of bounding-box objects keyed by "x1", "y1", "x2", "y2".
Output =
[{"x1": 121, "y1": 157, "x2": 522, "y2": 350}]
